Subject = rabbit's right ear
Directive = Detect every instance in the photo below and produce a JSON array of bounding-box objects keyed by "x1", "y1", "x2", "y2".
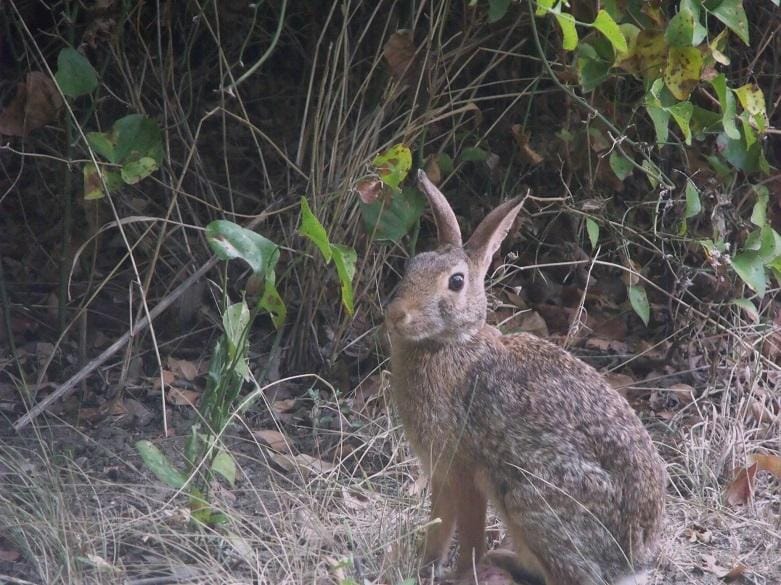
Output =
[{"x1": 417, "y1": 170, "x2": 462, "y2": 247}]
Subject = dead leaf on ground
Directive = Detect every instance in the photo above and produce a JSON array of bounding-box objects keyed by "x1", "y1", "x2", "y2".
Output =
[
  {"x1": 271, "y1": 398, "x2": 297, "y2": 414},
  {"x1": 165, "y1": 387, "x2": 200, "y2": 407},
  {"x1": 253, "y1": 429, "x2": 291, "y2": 454},
  {"x1": 383, "y1": 30, "x2": 416, "y2": 81},
  {"x1": 684, "y1": 525, "x2": 712, "y2": 544},
  {"x1": 725, "y1": 462, "x2": 758, "y2": 507},
  {"x1": 268, "y1": 452, "x2": 335, "y2": 476},
  {"x1": 152, "y1": 369, "x2": 176, "y2": 390},
  {"x1": 511, "y1": 125, "x2": 544, "y2": 166},
  {"x1": 0, "y1": 72, "x2": 63, "y2": 136},
  {"x1": 725, "y1": 452, "x2": 781, "y2": 507},
  {"x1": 167, "y1": 357, "x2": 199, "y2": 381}
]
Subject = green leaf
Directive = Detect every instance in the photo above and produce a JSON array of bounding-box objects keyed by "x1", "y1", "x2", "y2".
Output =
[
  {"x1": 136, "y1": 440, "x2": 188, "y2": 489},
  {"x1": 731, "y1": 250, "x2": 766, "y2": 297},
  {"x1": 488, "y1": 0, "x2": 511, "y2": 22},
  {"x1": 577, "y1": 42, "x2": 611, "y2": 91},
  {"x1": 112, "y1": 114, "x2": 164, "y2": 165},
  {"x1": 645, "y1": 104, "x2": 670, "y2": 144},
  {"x1": 121, "y1": 156, "x2": 158, "y2": 184},
  {"x1": 665, "y1": 7, "x2": 696, "y2": 47},
  {"x1": 586, "y1": 217, "x2": 599, "y2": 249},
  {"x1": 223, "y1": 301, "x2": 250, "y2": 357},
  {"x1": 298, "y1": 198, "x2": 332, "y2": 263},
  {"x1": 667, "y1": 101, "x2": 694, "y2": 145},
  {"x1": 609, "y1": 151, "x2": 634, "y2": 181},
  {"x1": 373, "y1": 144, "x2": 412, "y2": 190},
  {"x1": 361, "y1": 186, "x2": 426, "y2": 242},
  {"x1": 716, "y1": 131, "x2": 764, "y2": 174},
  {"x1": 535, "y1": 0, "x2": 555, "y2": 16},
  {"x1": 331, "y1": 244, "x2": 357, "y2": 315},
  {"x1": 710, "y1": 75, "x2": 739, "y2": 140},
  {"x1": 627, "y1": 285, "x2": 650, "y2": 326},
  {"x1": 664, "y1": 47, "x2": 702, "y2": 100},
  {"x1": 206, "y1": 220, "x2": 280, "y2": 277},
  {"x1": 707, "y1": 0, "x2": 749, "y2": 45},
  {"x1": 684, "y1": 179, "x2": 701, "y2": 218},
  {"x1": 555, "y1": 12, "x2": 578, "y2": 51},
  {"x1": 86, "y1": 132, "x2": 117, "y2": 163},
  {"x1": 732, "y1": 298, "x2": 759, "y2": 322},
  {"x1": 211, "y1": 450, "x2": 237, "y2": 487},
  {"x1": 55, "y1": 47, "x2": 98, "y2": 98},
  {"x1": 592, "y1": 10, "x2": 628, "y2": 53},
  {"x1": 750, "y1": 185, "x2": 768, "y2": 226},
  {"x1": 258, "y1": 273, "x2": 287, "y2": 329},
  {"x1": 184, "y1": 427, "x2": 202, "y2": 467},
  {"x1": 437, "y1": 152, "x2": 454, "y2": 174},
  {"x1": 460, "y1": 147, "x2": 490, "y2": 162}
]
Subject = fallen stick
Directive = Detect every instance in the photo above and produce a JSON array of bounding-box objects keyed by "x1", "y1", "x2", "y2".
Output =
[{"x1": 13, "y1": 257, "x2": 218, "y2": 431}]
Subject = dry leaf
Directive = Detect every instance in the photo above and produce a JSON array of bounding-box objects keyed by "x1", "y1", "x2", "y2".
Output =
[
  {"x1": 750, "y1": 452, "x2": 781, "y2": 479},
  {"x1": 383, "y1": 30, "x2": 416, "y2": 81},
  {"x1": 700, "y1": 554, "x2": 727, "y2": 576},
  {"x1": 424, "y1": 155, "x2": 442, "y2": 185},
  {"x1": 0, "y1": 72, "x2": 63, "y2": 136},
  {"x1": 167, "y1": 357, "x2": 199, "y2": 381},
  {"x1": 355, "y1": 177, "x2": 383, "y2": 204},
  {"x1": 271, "y1": 398, "x2": 297, "y2": 413},
  {"x1": 166, "y1": 387, "x2": 200, "y2": 407},
  {"x1": 721, "y1": 564, "x2": 747, "y2": 582},
  {"x1": 725, "y1": 462, "x2": 758, "y2": 507},
  {"x1": 253, "y1": 429, "x2": 291, "y2": 453},
  {"x1": 511, "y1": 125, "x2": 544, "y2": 166}
]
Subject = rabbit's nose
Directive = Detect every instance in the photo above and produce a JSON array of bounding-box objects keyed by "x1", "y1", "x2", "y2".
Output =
[{"x1": 386, "y1": 301, "x2": 410, "y2": 327}]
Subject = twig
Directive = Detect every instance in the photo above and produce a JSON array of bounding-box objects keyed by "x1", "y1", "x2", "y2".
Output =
[{"x1": 12, "y1": 257, "x2": 215, "y2": 431}]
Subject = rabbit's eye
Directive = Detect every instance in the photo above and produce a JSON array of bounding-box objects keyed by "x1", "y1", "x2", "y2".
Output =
[{"x1": 448, "y1": 273, "x2": 465, "y2": 292}]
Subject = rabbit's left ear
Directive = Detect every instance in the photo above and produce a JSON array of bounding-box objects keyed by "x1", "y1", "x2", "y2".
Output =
[{"x1": 465, "y1": 197, "x2": 523, "y2": 275}]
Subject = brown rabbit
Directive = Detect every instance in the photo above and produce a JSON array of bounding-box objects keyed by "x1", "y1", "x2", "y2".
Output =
[{"x1": 385, "y1": 170, "x2": 665, "y2": 585}]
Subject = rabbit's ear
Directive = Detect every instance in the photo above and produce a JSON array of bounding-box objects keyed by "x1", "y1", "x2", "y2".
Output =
[
  {"x1": 465, "y1": 197, "x2": 523, "y2": 274},
  {"x1": 417, "y1": 170, "x2": 462, "y2": 247}
]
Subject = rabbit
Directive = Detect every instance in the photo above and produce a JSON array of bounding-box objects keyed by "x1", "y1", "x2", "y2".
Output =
[{"x1": 384, "y1": 170, "x2": 666, "y2": 585}]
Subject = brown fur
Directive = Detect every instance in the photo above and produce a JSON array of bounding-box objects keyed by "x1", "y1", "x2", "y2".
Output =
[{"x1": 385, "y1": 171, "x2": 666, "y2": 585}]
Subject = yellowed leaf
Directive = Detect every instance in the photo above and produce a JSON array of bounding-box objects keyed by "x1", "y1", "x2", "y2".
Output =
[{"x1": 664, "y1": 47, "x2": 703, "y2": 100}]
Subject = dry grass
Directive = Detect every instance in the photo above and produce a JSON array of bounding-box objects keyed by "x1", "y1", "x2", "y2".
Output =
[{"x1": 1, "y1": 354, "x2": 780, "y2": 584}]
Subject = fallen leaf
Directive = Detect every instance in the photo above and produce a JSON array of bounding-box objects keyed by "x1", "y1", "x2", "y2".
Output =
[
  {"x1": 166, "y1": 387, "x2": 200, "y2": 407},
  {"x1": 751, "y1": 452, "x2": 781, "y2": 479},
  {"x1": 0, "y1": 72, "x2": 63, "y2": 136},
  {"x1": 271, "y1": 398, "x2": 297, "y2": 413},
  {"x1": 725, "y1": 462, "x2": 758, "y2": 507},
  {"x1": 722, "y1": 564, "x2": 747, "y2": 582},
  {"x1": 167, "y1": 357, "x2": 199, "y2": 381},
  {"x1": 700, "y1": 554, "x2": 728, "y2": 577},
  {"x1": 253, "y1": 429, "x2": 291, "y2": 453},
  {"x1": 383, "y1": 30, "x2": 416, "y2": 81},
  {"x1": 511, "y1": 125, "x2": 544, "y2": 166}
]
